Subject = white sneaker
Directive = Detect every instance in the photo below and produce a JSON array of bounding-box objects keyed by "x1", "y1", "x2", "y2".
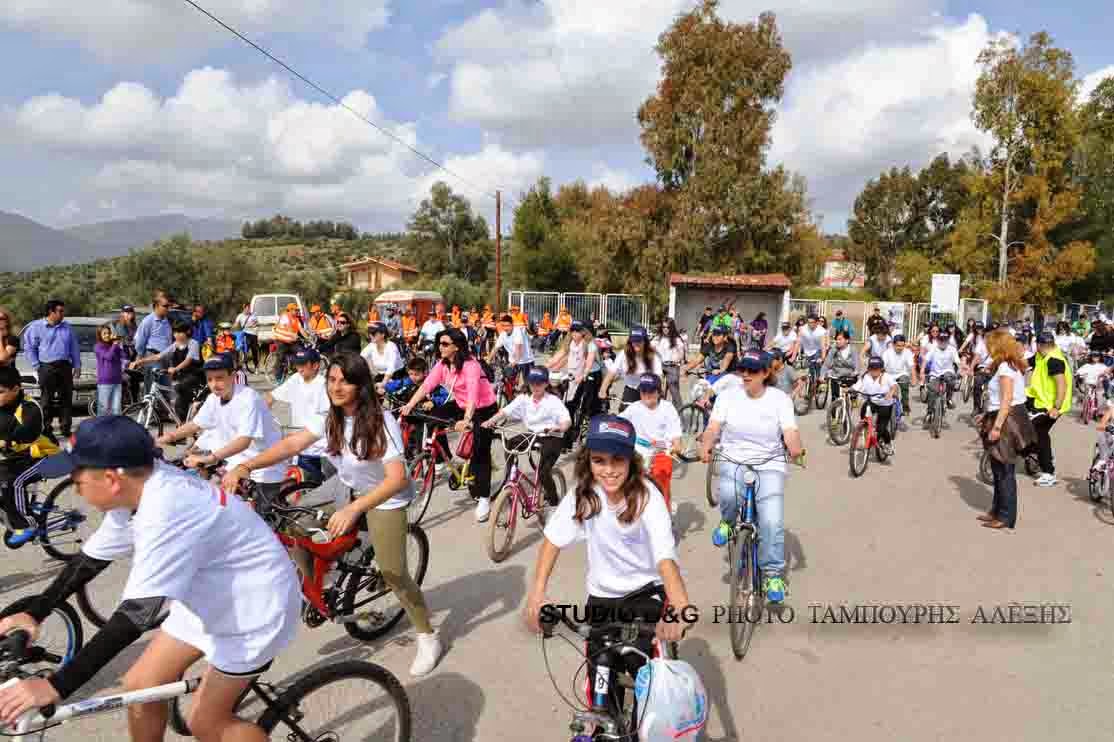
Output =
[
  {"x1": 671, "y1": 500, "x2": 679, "y2": 516},
  {"x1": 1035, "y1": 473, "x2": 1058, "y2": 487},
  {"x1": 410, "y1": 631, "x2": 442, "y2": 677},
  {"x1": 475, "y1": 497, "x2": 491, "y2": 522}
]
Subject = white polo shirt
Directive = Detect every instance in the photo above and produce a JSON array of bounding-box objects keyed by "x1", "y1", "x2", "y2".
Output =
[
  {"x1": 192, "y1": 384, "x2": 288, "y2": 483},
  {"x1": 501, "y1": 393, "x2": 571, "y2": 433},
  {"x1": 270, "y1": 373, "x2": 329, "y2": 457}
]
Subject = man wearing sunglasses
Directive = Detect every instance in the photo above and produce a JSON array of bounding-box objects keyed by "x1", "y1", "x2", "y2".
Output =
[
  {"x1": 317, "y1": 312, "x2": 362, "y2": 357},
  {"x1": 134, "y1": 291, "x2": 173, "y2": 394}
]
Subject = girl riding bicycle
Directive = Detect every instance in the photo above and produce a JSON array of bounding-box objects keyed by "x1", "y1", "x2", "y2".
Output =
[
  {"x1": 526, "y1": 414, "x2": 691, "y2": 680},
  {"x1": 851, "y1": 357, "x2": 898, "y2": 456}
]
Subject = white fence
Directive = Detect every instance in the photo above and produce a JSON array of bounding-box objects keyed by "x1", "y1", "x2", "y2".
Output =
[{"x1": 509, "y1": 291, "x2": 647, "y2": 334}]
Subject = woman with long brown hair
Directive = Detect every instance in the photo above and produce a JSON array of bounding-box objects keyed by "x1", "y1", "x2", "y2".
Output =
[
  {"x1": 599, "y1": 325, "x2": 663, "y2": 412},
  {"x1": 978, "y1": 329, "x2": 1037, "y2": 530},
  {"x1": 224, "y1": 352, "x2": 441, "y2": 676}
]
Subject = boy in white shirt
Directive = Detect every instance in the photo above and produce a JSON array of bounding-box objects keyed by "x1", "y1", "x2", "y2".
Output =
[
  {"x1": 482, "y1": 366, "x2": 570, "y2": 505},
  {"x1": 768, "y1": 321, "x2": 798, "y2": 358},
  {"x1": 157, "y1": 354, "x2": 289, "y2": 497},
  {"x1": 852, "y1": 357, "x2": 898, "y2": 455},
  {"x1": 265, "y1": 347, "x2": 330, "y2": 484},
  {"x1": 621, "y1": 374, "x2": 683, "y2": 514},
  {"x1": 1077, "y1": 351, "x2": 1111, "y2": 400},
  {"x1": 922, "y1": 333, "x2": 962, "y2": 413},
  {"x1": 882, "y1": 334, "x2": 918, "y2": 428}
]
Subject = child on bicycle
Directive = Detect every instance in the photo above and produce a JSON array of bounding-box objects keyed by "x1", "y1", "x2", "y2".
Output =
[
  {"x1": 922, "y1": 331, "x2": 961, "y2": 414},
  {"x1": 620, "y1": 374, "x2": 683, "y2": 514},
  {"x1": 851, "y1": 357, "x2": 898, "y2": 456},
  {"x1": 1077, "y1": 351, "x2": 1111, "y2": 401},
  {"x1": 264, "y1": 347, "x2": 330, "y2": 485},
  {"x1": 820, "y1": 330, "x2": 859, "y2": 401},
  {"x1": 525, "y1": 414, "x2": 690, "y2": 684},
  {"x1": 382, "y1": 356, "x2": 449, "y2": 460},
  {"x1": 0, "y1": 366, "x2": 60, "y2": 548},
  {"x1": 1095, "y1": 400, "x2": 1114, "y2": 470},
  {"x1": 0, "y1": 415, "x2": 301, "y2": 741},
  {"x1": 482, "y1": 366, "x2": 570, "y2": 506}
]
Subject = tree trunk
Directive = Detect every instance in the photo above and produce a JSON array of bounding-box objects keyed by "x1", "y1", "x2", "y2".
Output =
[{"x1": 998, "y1": 146, "x2": 1012, "y2": 286}]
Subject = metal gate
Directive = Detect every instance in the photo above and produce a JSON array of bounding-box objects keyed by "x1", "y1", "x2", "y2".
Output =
[
  {"x1": 912, "y1": 303, "x2": 958, "y2": 333},
  {"x1": 788, "y1": 299, "x2": 821, "y2": 325},
  {"x1": 604, "y1": 294, "x2": 647, "y2": 334},
  {"x1": 516, "y1": 292, "x2": 559, "y2": 324},
  {"x1": 560, "y1": 293, "x2": 604, "y2": 326},
  {"x1": 960, "y1": 298, "x2": 988, "y2": 327}
]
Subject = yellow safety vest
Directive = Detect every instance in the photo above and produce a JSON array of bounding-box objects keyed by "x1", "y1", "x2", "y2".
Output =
[
  {"x1": 11, "y1": 401, "x2": 61, "y2": 459},
  {"x1": 1027, "y1": 347, "x2": 1072, "y2": 414}
]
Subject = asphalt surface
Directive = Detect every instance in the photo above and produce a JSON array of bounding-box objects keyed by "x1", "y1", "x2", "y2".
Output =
[{"x1": 2, "y1": 379, "x2": 1113, "y2": 741}]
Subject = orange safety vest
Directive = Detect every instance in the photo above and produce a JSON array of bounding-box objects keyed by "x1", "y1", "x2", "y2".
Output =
[
  {"x1": 368, "y1": 307, "x2": 380, "y2": 323},
  {"x1": 539, "y1": 313, "x2": 553, "y2": 336},
  {"x1": 482, "y1": 309, "x2": 495, "y2": 329},
  {"x1": 275, "y1": 313, "x2": 302, "y2": 343},
  {"x1": 556, "y1": 311, "x2": 572, "y2": 332},
  {"x1": 451, "y1": 307, "x2": 462, "y2": 329},
  {"x1": 215, "y1": 333, "x2": 235, "y2": 354},
  {"x1": 402, "y1": 315, "x2": 418, "y2": 339}
]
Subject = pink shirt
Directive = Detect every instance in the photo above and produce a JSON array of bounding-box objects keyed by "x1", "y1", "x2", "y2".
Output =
[{"x1": 422, "y1": 359, "x2": 496, "y2": 409}]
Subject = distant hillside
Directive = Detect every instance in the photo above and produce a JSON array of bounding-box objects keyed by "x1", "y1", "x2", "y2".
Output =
[
  {"x1": 64, "y1": 214, "x2": 242, "y2": 250},
  {"x1": 0, "y1": 210, "x2": 97, "y2": 272}
]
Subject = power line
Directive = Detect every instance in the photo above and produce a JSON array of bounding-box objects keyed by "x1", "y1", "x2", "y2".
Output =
[{"x1": 180, "y1": 0, "x2": 508, "y2": 207}]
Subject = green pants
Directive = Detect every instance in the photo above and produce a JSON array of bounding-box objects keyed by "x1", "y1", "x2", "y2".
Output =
[{"x1": 362, "y1": 506, "x2": 433, "y2": 634}]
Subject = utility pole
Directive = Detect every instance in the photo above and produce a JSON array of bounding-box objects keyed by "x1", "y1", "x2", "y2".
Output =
[{"x1": 495, "y1": 190, "x2": 502, "y2": 312}]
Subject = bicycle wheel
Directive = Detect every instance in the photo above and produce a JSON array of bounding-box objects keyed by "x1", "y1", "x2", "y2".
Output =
[
  {"x1": 812, "y1": 377, "x2": 829, "y2": 410},
  {"x1": 2, "y1": 595, "x2": 83, "y2": 671},
  {"x1": 75, "y1": 556, "x2": 171, "y2": 628},
  {"x1": 1088, "y1": 453, "x2": 1104, "y2": 502},
  {"x1": 124, "y1": 401, "x2": 163, "y2": 438},
  {"x1": 677, "y1": 404, "x2": 709, "y2": 460},
  {"x1": 263, "y1": 351, "x2": 282, "y2": 384},
  {"x1": 37, "y1": 478, "x2": 104, "y2": 562},
  {"x1": 255, "y1": 660, "x2": 410, "y2": 741},
  {"x1": 962, "y1": 375, "x2": 973, "y2": 403},
  {"x1": 705, "y1": 454, "x2": 719, "y2": 507},
  {"x1": 875, "y1": 429, "x2": 890, "y2": 463},
  {"x1": 930, "y1": 397, "x2": 943, "y2": 439},
  {"x1": 1024, "y1": 455, "x2": 1040, "y2": 478},
  {"x1": 978, "y1": 450, "x2": 994, "y2": 486},
  {"x1": 792, "y1": 388, "x2": 810, "y2": 416},
  {"x1": 919, "y1": 384, "x2": 928, "y2": 403},
  {"x1": 342, "y1": 524, "x2": 430, "y2": 642},
  {"x1": 849, "y1": 423, "x2": 869, "y2": 477},
  {"x1": 828, "y1": 402, "x2": 850, "y2": 446},
  {"x1": 487, "y1": 486, "x2": 519, "y2": 563},
  {"x1": 407, "y1": 453, "x2": 436, "y2": 526},
  {"x1": 728, "y1": 534, "x2": 758, "y2": 660}
]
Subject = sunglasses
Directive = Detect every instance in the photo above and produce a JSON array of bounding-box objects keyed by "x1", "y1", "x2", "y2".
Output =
[
  {"x1": 337, "y1": 321, "x2": 349, "y2": 326},
  {"x1": 439, "y1": 340, "x2": 455, "y2": 347}
]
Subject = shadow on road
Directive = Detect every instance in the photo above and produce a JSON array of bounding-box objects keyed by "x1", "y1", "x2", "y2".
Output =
[
  {"x1": 682, "y1": 636, "x2": 738, "y2": 741},
  {"x1": 0, "y1": 563, "x2": 65, "y2": 595},
  {"x1": 409, "y1": 671, "x2": 485, "y2": 741},
  {"x1": 1063, "y1": 476, "x2": 1114, "y2": 525},
  {"x1": 949, "y1": 474, "x2": 991, "y2": 513},
  {"x1": 785, "y1": 529, "x2": 807, "y2": 574},
  {"x1": 674, "y1": 502, "x2": 707, "y2": 541}
]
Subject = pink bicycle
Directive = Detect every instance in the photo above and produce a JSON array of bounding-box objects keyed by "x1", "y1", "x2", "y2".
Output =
[{"x1": 487, "y1": 428, "x2": 567, "y2": 563}]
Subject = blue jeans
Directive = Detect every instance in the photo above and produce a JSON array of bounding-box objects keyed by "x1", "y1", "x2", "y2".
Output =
[
  {"x1": 717, "y1": 468, "x2": 786, "y2": 575},
  {"x1": 97, "y1": 383, "x2": 122, "y2": 416}
]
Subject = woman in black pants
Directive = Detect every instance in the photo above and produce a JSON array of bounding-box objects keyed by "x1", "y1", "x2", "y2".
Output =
[{"x1": 400, "y1": 328, "x2": 499, "y2": 523}]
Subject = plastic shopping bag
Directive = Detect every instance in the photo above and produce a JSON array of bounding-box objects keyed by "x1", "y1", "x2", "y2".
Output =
[{"x1": 633, "y1": 658, "x2": 708, "y2": 741}]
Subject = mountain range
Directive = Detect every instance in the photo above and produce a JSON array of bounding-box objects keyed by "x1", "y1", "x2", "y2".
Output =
[{"x1": 0, "y1": 210, "x2": 242, "y2": 273}]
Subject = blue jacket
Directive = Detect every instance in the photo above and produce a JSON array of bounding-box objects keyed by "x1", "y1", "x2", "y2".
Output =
[
  {"x1": 24, "y1": 319, "x2": 81, "y2": 370},
  {"x1": 385, "y1": 378, "x2": 449, "y2": 406},
  {"x1": 191, "y1": 317, "x2": 215, "y2": 345}
]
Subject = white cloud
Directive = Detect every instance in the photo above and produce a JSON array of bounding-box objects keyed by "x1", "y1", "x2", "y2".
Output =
[
  {"x1": 1, "y1": 67, "x2": 541, "y2": 228},
  {"x1": 587, "y1": 164, "x2": 641, "y2": 193},
  {"x1": 0, "y1": 0, "x2": 391, "y2": 60},
  {"x1": 1081, "y1": 65, "x2": 1114, "y2": 102}
]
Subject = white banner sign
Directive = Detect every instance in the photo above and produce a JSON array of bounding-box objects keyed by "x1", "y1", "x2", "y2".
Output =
[
  {"x1": 930, "y1": 274, "x2": 961, "y2": 314},
  {"x1": 877, "y1": 302, "x2": 906, "y2": 334}
]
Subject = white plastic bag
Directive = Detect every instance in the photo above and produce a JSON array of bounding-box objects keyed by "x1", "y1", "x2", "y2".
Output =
[{"x1": 633, "y1": 658, "x2": 708, "y2": 741}]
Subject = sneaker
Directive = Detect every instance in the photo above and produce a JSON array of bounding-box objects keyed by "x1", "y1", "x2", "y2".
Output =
[
  {"x1": 711, "y1": 520, "x2": 733, "y2": 547},
  {"x1": 763, "y1": 576, "x2": 787, "y2": 604},
  {"x1": 3, "y1": 528, "x2": 38, "y2": 549},
  {"x1": 475, "y1": 497, "x2": 491, "y2": 522},
  {"x1": 410, "y1": 631, "x2": 442, "y2": 677},
  {"x1": 670, "y1": 500, "x2": 679, "y2": 516},
  {"x1": 1035, "y1": 473, "x2": 1058, "y2": 487}
]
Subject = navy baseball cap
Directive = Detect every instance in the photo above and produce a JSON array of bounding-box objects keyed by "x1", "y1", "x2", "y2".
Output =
[
  {"x1": 867, "y1": 356, "x2": 884, "y2": 370},
  {"x1": 892, "y1": 334, "x2": 906, "y2": 342},
  {"x1": 570, "y1": 320, "x2": 585, "y2": 332},
  {"x1": 203, "y1": 354, "x2": 234, "y2": 371},
  {"x1": 291, "y1": 347, "x2": 321, "y2": 365},
  {"x1": 711, "y1": 325, "x2": 727, "y2": 335},
  {"x1": 526, "y1": 366, "x2": 549, "y2": 384},
  {"x1": 36, "y1": 416, "x2": 156, "y2": 479},
  {"x1": 122, "y1": 304, "x2": 135, "y2": 312},
  {"x1": 737, "y1": 350, "x2": 771, "y2": 371},
  {"x1": 1037, "y1": 331, "x2": 1055, "y2": 345},
  {"x1": 629, "y1": 326, "x2": 649, "y2": 343},
  {"x1": 368, "y1": 322, "x2": 387, "y2": 336},
  {"x1": 586, "y1": 415, "x2": 636, "y2": 458},
  {"x1": 637, "y1": 373, "x2": 661, "y2": 392}
]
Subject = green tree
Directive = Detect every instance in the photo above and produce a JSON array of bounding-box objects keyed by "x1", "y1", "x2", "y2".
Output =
[
  {"x1": 406, "y1": 181, "x2": 490, "y2": 277},
  {"x1": 846, "y1": 166, "x2": 922, "y2": 297},
  {"x1": 507, "y1": 177, "x2": 583, "y2": 291}
]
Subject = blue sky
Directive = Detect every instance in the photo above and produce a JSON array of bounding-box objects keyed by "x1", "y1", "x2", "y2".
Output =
[{"x1": 0, "y1": 0, "x2": 1110, "y2": 236}]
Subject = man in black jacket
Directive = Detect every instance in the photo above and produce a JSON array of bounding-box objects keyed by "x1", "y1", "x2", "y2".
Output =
[
  {"x1": 0, "y1": 365, "x2": 59, "y2": 547},
  {"x1": 317, "y1": 312, "x2": 362, "y2": 357}
]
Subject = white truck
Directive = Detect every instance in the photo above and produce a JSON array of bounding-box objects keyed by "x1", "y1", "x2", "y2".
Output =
[{"x1": 249, "y1": 293, "x2": 306, "y2": 343}]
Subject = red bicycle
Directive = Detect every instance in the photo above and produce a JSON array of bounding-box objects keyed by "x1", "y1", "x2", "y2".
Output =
[
  {"x1": 487, "y1": 428, "x2": 567, "y2": 563},
  {"x1": 849, "y1": 393, "x2": 895, "y2": 477},
  {"x1": 405, "y1": 412, "x2": 497, "y2": 526},
  {"x1": 245, "y1": 482, "x2": 430, "y2": 643}
]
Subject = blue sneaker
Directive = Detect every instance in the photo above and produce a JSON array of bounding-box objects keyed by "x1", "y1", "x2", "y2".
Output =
[
  {"x1": 711, "y1": 520, "x2": 732, "y2": 547},
  {"x1": 4, "y1": 528, "x2": 39, "y2": 549},
  {"x1": 763, "y1": 575, "x2": 787, "y2": 604}
]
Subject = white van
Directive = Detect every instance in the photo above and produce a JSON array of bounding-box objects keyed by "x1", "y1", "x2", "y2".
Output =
[{"x1": 250, "y1": 293, "x2": 306, "y2": 342}]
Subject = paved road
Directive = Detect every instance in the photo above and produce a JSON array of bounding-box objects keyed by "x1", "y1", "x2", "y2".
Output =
[{"x1": 3, "y1": 387, "x2": 1112, "y2": 741}]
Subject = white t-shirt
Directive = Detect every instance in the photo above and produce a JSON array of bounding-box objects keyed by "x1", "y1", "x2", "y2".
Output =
[
  {"x1": 653, "y1": 337, "x2": 685, "y2": 365},
  {"x1": 495, "y1": 327, "x2": 535, "y2": 365},
  {"x1": 621, "y1": 401, "x2": 683, "y2": 461},
  {"x1": 361, "y1": 340, "x2": 403, "y2": 377},
  {"x1": 1055, "y1": 334, "x2": 1085, "y2": 358},
  {"x1": 420, "y1": 320, "x2": 445, "y2": 342},
  {"x1": 710, "y1": 386, "x2": 797, "y2": 473},
  {"x1": 193, "y1": 384, "x2": 288, "y2": 483},
  {"x1": 711, "y1": 373, "x2": 743, "y2": 397},
  {"x1": 923, "y1": 345, "x2": 961, "y2": 379},
  {"x1": 543, "y1": 482, "x2": 677, "y2": 599},
  {"x1": 769, "y1": 330, "x2": 797, "y2": 353},
  {"x1": 852, "y1": 372, "x2": 897, "y2": 407},
  {"x1": 798, "y1": 326, "x2": 827, "y2": 357},
  {"x1": 970, "y1": 337, "x2": 990, "y2": 369},
  {"x1": 305, "y1": 410, "x2": 412, "y2": 510},
  {"x1": 87, "y1": 463, "x2": 300, "y2": 668},
  {"x1": 611, "y1": 351, "x2": 664, "y2": 389},
  {"x1": 501, "y1": 393, "x2": 571, "y2": 433},
  {"x1": 566, "y1": 338, "x2": 600, "y2": 376},
  {"x1": 866, "y1": 335, "x2": 892, "y2": 358},
  {"x1": 270, "y1": 373, "x2": 329, "y2": 457},
  {"x1": 1077, "y1": 362, "x2": 1110, "y2": 388},
  {"x1": 882, "y1": 347, "x2": 915, "y2": 379},
  {"x1": 987, "y1": 363, "x2": 1027, "y2": 411}
]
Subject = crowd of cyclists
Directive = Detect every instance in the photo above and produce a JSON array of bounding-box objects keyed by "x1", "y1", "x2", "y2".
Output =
[{"x1": 0, "y1": 290, "x2": 1111, "y2": 740}]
